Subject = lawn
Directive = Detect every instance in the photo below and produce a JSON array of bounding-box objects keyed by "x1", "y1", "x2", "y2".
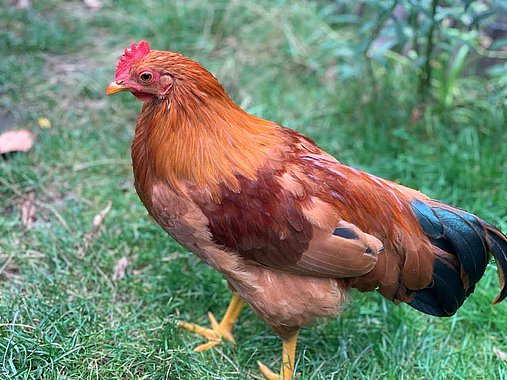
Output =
[{"x1": 1, "y1": 1, "x2": 506, "y2": 379}]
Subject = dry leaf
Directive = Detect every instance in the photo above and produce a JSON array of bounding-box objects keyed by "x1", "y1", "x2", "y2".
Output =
[
  {"x1": 0, "y1": 129, "x2": 36, "y2": 154},
  {"x1": 77, "y1": 201, "x2": 112, "y2": 258},
  {"x1": 20, "y1": 190, "x2": 36, "y2": 229},
  {"x1": 83, "y1": 0, "x2": 102, "y2": 10},
  {"x1": 91, "y1": 201, "x2": 112, "y2": 227},
  {"x1": 494, "y1": 347, "x2": 507, "y2": 361},
  {"x1": 112, "y1": 256, "x2": 128, "y2": 281}
]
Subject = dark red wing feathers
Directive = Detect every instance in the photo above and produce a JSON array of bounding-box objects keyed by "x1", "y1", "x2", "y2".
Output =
[{"x1": 193, "y1": 170, "x2": 313, "y2": 267}]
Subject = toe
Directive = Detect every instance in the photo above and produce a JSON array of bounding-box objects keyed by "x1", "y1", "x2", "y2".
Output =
[
  {"x1": 208, "y1": 312, "x2": 235, "y2": 343},
  {"x1": 194, "y1": 340, "x2": 221, "y2": 352},
  {"x1": 177, "y1": 321, "x2": 219, "y2": 341},
  {"x1": 257, "y1": 361, "x2": 280, "y2": 380}
]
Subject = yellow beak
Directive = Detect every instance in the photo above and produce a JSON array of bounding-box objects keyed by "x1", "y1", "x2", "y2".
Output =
[{"x1": 106, "y1": 81, "x2": 129, "y2": 95}]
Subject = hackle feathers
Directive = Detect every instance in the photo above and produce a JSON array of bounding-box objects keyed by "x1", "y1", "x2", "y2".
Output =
[{"x1": 132, "y1": 51, "x2": 283, "y2": 199}]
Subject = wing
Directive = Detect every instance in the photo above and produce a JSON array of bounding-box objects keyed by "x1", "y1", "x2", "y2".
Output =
[
  {"x1": 193, "y1": 173, "x2": 382, "y2": 278},
  {"x1": 190, "y1": 131, "x2": 390, "y2": 279}
]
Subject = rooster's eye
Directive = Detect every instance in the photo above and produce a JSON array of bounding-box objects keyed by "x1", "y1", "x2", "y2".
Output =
[{"x1": 139, "y1": 72, "x2": 153, "y2": 82}]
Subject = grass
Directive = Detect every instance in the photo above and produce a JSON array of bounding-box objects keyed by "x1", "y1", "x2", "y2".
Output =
[{"x1": 1, "y1": 0, "x2": 506, "y2": 379}]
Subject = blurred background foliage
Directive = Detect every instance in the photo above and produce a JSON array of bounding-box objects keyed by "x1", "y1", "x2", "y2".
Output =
[
  {"x1": 2, "y1": 0, "x2": 506, "y2": 206},
  {"x1": 1, "y1": 0, "x2": 506, "y2": 379}
]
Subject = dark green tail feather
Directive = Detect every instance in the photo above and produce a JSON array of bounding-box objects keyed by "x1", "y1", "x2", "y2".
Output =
[{"x1": 409, "y1": 199, "x2": 507, "y2": 317}]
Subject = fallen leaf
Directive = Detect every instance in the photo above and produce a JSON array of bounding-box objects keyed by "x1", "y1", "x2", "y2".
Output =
[
  {"x1": 0, "y1": 129, "x2": 36, "y2": 154},
  {"x1": 112, "y1": 256, "x2": 128, "y2": 281},
  {"x1": 10, "y1": 0, "x2": 31, "y2": 9},
  {"x1": 77, "y1": 201, "x2": 112, "y2": 258},
  {"x1": 494, "y1": 347, "x2": 507, "y2": 361},
  {"x1": 83, "y1": 0, "x2": 102, "y2": 10},
  {"x1": 92, "y1": 202, "x2": 112, "y2": 228},
  {"x1": 19, "y1": 190, "x2": 36, "y2": 229}
]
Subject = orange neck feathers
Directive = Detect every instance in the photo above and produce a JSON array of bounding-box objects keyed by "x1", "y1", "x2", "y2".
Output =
[{"x1": 133, "y1": 68, "x2": 281, "y2": 198}]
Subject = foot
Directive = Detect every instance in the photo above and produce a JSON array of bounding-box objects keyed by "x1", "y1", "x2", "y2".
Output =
[
  {"x1": 257, "y1": 330, "x2": 299, "y2": 380},
  {"x1": 178, "y1": 293, "x2": 245, "y2": 352},
  {"x1": 177, "y1": 311, "x2": 236, "y2": 352}
]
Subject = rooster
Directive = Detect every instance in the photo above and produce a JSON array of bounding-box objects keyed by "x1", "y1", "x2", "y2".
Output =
[{"x1": 106, "y1": 41, "x2": 507, "y2": 380}]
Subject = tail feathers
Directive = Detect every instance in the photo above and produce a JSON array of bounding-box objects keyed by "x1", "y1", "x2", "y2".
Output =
[
  {"x1": 409, "y1": 199, "x2": 507, "y2": 316},
  {"x1": 485, "y1": 224, "x2": 507, "y2": 303},
  {"x1": 408, "y1": 260, "x2": 466, "y2": 316}
]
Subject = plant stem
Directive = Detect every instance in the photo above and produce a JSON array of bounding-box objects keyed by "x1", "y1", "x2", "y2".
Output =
[
  {"x1": 419, "y1": 0, "x2": 439, "y2": 103},
  {"x1": 363, "y1": 0, "x2": 399, "y2": 105},
  {"x1": 363, "y1": 0, "x2": 400, "y2": 56}
]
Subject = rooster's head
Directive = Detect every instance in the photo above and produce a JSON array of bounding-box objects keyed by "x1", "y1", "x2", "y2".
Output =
[{"x1": 106, "y1": 40, "x2": 225, "y2": 103}]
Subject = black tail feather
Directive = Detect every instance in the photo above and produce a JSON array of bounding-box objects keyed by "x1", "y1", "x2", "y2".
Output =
[
  {"x1": 432, "y1": 207, "x2": 489, "y2": 286},
  {"x1": 408, "y1": 260, "x2": 466, "y2": 316},
  {"x1": 409, "y1": 199, "x2": 507, "y2": 316}
]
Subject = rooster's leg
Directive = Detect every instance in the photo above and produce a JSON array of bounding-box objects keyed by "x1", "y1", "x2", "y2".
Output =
[
  {"x1": 257, "y1": 330, "x2": 299, "y2": 380},
  {"x1": 177, "y1": 292, "x2": 245, "y2": 352}
]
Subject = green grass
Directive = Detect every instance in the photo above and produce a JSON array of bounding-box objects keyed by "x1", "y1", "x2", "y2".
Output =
[{"x1": 1, "y1": 0, "x2": 507, "y2": 379}]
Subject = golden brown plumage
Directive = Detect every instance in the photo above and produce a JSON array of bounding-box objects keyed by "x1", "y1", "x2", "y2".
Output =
[{"x1": 106, "y1": 41, "x2": 507, "y2": 379}]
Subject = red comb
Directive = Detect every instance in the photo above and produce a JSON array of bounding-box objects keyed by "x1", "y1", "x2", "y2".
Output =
[{"x1": 115, "y1": 40, "x2": 151, "y2": 81}]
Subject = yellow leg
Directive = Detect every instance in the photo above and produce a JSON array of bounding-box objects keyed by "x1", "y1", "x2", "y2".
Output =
[
  {"x1": 177, "y1": 293, "x2": 245, "y2": 352},
  {"x1": 258, "y1": 330, "x2": 299, "y2": 380}
]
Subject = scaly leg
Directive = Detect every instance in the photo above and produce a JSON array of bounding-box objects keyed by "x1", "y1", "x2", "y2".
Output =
[
  {"x1": 177, "y1": 292, "x2": 245, "y2": 352},
  {"x1": 257, "y1": 330, "x2": 299, "y2": 380}
]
